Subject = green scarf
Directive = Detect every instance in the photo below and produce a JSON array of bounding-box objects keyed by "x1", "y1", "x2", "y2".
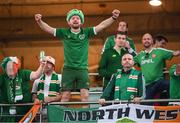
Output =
[
  {"x1": 37, "y1": 73, "x2": 60, "y2": 101},
  {"x1": 114, "y1": 69, "x2": 139, "y2": 100},
  {"x1": 5, "y1": 73, "x2": 23, "y2": 103}
]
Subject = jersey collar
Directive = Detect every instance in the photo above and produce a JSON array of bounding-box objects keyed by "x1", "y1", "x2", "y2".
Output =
[
  {"x1": 144, "y1": 48, "x2": 155, "y2": 54},
  {"x1": 70, "y1": 28, "x2": 81, "y2": 34}
]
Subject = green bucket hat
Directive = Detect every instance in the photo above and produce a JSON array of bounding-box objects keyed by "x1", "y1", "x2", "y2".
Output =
[{"x1": 66, "y1": 9, "x2": 84, "y2": 24}]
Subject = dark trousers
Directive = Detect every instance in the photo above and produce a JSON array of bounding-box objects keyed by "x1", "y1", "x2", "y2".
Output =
[{"x1": 145, "y1": 79, "x2": 169, "y2": 105}]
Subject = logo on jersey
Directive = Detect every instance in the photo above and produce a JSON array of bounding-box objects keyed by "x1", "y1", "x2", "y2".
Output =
[
  {"x1": 152, "y1": 54, "x2": 156, "y2": 58},
  {"x1": 141, "y1": 59, "x2": 154, "y2": 65},
  {"x1": 117, "y1": 74, "x2": 121, "y2": 78},
  {"x1": 79, "y1": 34, "x2": 85, "y2": 40},
  {"x1": 112, "y1": 54, "x2": 116, "y2": 57},
  {"x1": 141, "y1": 56, "x2": 145, "y2": 60}
]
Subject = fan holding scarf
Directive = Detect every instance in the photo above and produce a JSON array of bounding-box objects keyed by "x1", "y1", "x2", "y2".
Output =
[{"x1": 0, "y1": 56, "x2": 46, "y2": 122}]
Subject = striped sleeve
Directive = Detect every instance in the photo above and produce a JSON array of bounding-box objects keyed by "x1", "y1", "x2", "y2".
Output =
[{"x1": 100, "y1": 74, "x2": 116, "y2": 100}]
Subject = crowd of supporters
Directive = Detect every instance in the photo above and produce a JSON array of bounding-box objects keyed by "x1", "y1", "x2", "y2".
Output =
[{"x1": 0, "y1": 8, "x2": 179, "y2": 122}]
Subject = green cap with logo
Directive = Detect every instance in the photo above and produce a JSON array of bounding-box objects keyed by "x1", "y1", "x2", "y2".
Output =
[{"x1": 66, "y1": 9, "x2": 84, "y2": 24}]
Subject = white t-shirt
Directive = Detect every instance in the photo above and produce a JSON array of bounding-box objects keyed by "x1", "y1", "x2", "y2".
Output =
[{"x1": 43, "y1": 75, "x2": 51, "y2": 97}]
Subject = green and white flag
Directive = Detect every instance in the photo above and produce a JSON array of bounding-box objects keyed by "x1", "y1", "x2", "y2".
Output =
[{"x1": 48, "y1": 104, "x2": 180, "y2": 123}]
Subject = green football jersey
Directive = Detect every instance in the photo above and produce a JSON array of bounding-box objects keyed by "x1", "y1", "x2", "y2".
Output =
[
  {"x1": 169, "y1": 65, "x2": 180, "y2": 99},
  {"x1": 134, "y1": 48, "x2": 173, "y2": 85},
  {"x1": 101, "y1": 35, "x2": 136, "y2": 53},
  {"x1": 55, "y1": 27, "x2": 96, "y2": 69}
]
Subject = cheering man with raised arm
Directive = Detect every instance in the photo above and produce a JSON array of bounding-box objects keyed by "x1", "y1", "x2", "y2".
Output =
[{"x1": 35, "y1": 9, "x2": 120, "y2": 107}]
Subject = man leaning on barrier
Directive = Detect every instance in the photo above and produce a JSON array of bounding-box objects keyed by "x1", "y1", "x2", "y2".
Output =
[
  {"x1": 0, "y1": 56, "x2": 46, "y2": 122},
  {"x1": 99, "y1": 53, "x2": 145, "y2": 105}
]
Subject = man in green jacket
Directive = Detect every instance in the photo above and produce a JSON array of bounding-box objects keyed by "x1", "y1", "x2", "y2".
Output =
[
  {"x1": 99, "y1": 54, "x2": 145, "y2": 105},
  {"x1": 98, "y1": 31, "x2": 136, "y2": 89},
  {"x1": 101, "y1": 21, "x2": 135, "y2": 54},
  {"x1": 169, "y1": 64, "x2": 180, "y2": 105},
  {"x1": 0, "y1": 56, "x2": 46, "y2": 122}
]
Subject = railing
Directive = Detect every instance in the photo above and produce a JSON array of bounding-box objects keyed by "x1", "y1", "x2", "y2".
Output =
[
  {"x1": 0, "y1": 71, "x2": 172, "y2": 122},
  {"x1": 88, "y1": 71, "x2": 169, "y2": 76},
  {"x1": 1, "y1": 98, "x2": 180, "y2": 108},
  {"x1": 1, "y1": 98, "x2": 180, "y2": 122},
  {"x1": 49, "y1": 99, "x2": 180, "y2": 105},
  {"x1": 0, "y1": 103, "x2": 42, "y2": 123},
  {"x1": 1, "y1": 99, "x2": 180, "y2": 106}
]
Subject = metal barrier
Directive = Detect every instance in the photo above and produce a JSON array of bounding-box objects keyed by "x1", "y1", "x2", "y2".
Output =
[
  {"x1": 49, "y1": 98, "x2": 180, "y2": 105},
  {"x1": 1, "y1": 98, "x2": 180, "y2": 122},
  {"x1": 0, "y1": 103, "x2": 42, "y2": 122},
  {"x1": 88, "y1": 71, "x2": 169, "y2": 76},
  {"x1": 1, "y1": 99, "x2": 180, "y2": 106},
  {"x1": 0, "y1": 71, "x2": 172, "y2": 122}
]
